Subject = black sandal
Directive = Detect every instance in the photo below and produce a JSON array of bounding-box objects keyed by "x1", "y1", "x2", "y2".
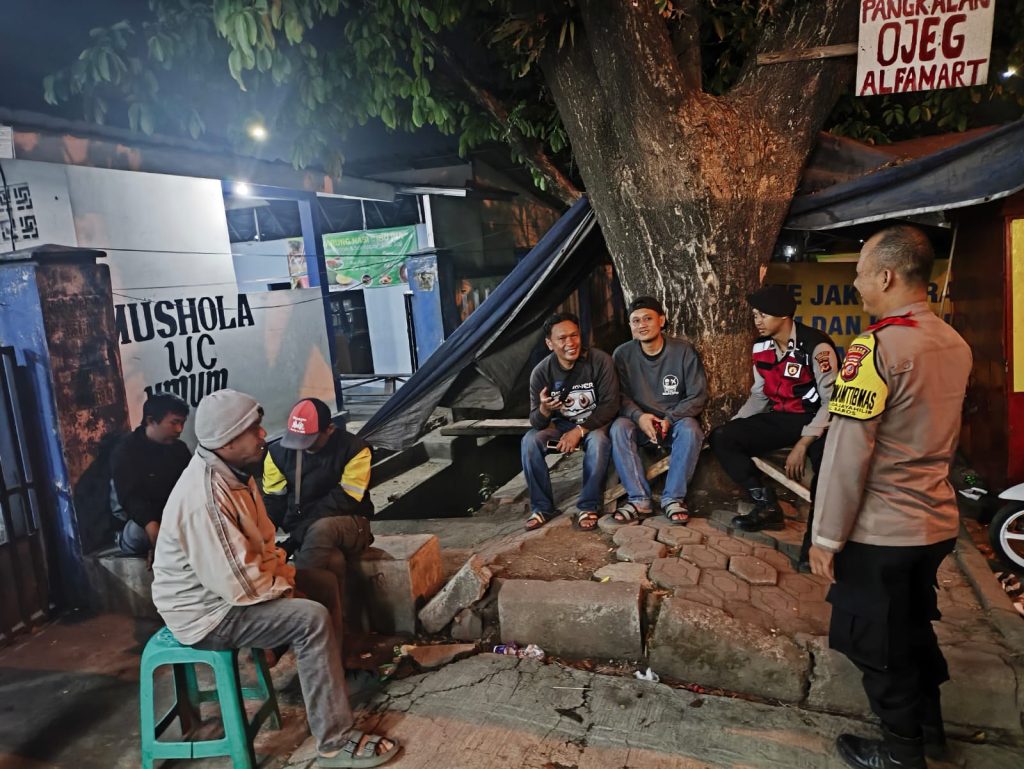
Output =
[
  {"x1": 573, "y1": 511, "x2": 599, "y2": 531},
  {"x1": 525, "y1": 510, "x2": 552, "y2": 531},
  {"x1": 663, "y1": 501, "x2": 690, "y2": 525},
  {"x1": 611, "y1": 502, "x2": 652, "y2": 526}
]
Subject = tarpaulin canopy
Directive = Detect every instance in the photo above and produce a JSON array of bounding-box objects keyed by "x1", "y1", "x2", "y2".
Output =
[
  {"x1": 357, "y1": 196, "x2": 599, "y2": 450},
  {"x1": 786, "y1": 117, "x2": 1024, "y2": 230}
]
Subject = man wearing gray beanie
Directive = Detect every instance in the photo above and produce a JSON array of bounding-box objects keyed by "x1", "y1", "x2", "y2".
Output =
[{"x1": 152, "y1": 389, "x2": 399, "y2": 767}]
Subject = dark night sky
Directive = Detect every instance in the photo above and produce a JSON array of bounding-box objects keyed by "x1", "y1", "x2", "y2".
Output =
[{"x1": 0, "y1": 0, "x2": 461, "y2": 170}]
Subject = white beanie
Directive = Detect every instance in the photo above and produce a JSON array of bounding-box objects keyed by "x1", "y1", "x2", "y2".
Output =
[{"x1": 194, "y1": 389, "x2": 262, "y2": 449}]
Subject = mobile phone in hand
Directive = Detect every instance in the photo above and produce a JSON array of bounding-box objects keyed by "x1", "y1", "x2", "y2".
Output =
[{"x1": 545, "y1": 439, "x2": 561, "y2": 451}]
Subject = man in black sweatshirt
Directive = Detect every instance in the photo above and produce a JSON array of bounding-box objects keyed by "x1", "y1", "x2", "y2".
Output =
[
  {"x1": 523, "y1": 312, "x2": 618, "y2": 531},
  {"x1": 608, "y1": 296, "x2": 708, "y2": 526},
  {"x1": 111, "y1": 393, "x2": 192, "y2": 562}
]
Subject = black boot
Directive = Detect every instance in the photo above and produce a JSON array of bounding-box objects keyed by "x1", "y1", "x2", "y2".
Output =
[
  {"x1": 731, "y1": 487, "x2": 784, "y2": 531},
  {"x1": 835, "y1": 726, "x2": 926, "y2": 769}
]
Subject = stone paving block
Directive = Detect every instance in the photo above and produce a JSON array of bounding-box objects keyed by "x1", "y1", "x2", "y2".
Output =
[
  {"x1": 706, "y1": 535, "x2": 754, "y2": 558},
  {"x1": 612, "y1": 525, "x2": 657, "y2": 547},
  {"x1": 729, "y1": 555, "x2": 778, "y2": 586},
  {"x1": 649, "y1": 598, "x2": 809, "y2": 702},
  {"x1": 685, "y1": 517, "x2": 721, "y2": 537},
  {"x1": 753, "y1": 545, "x2": 795, "y2": 573},
  {"x1": 649, "y1": 557, "x2": 701, "y2": 589},
  {"x1": 616, "y1": 538, "x2": 667, "y2": 564},
  {"x1": 655, "y1": 524, "x2": 704, "y2": 547},
  {"x1": 354, "y1": 534, "x2": 445, "y2": 635},
  {"x1": 498, "y1": 579, "x2": 643, "y2": 659},
  {"x1": 673, "y1": 586, "x2": 726, "y2": 610},
  {"x1": 680, "y1": 544, "x2": 728, "y2": 570},
  {"x1": 593, "y1": 562, "x2": 652, "y2": 587},
  {"x1": 725, "y1": 600, "x2": 774, "y2": 629},
  {"x1": 750, "y1": 585, "x2": 800, "y2": 622},
  {"x1": 797, "y1": 600, "x2": 831, "y2": 631},
  {"x1": 768, "y1": 522, "x2": 807, "y2": 560},
  {"x1": 641, "y1": 515, "x2": 678, "y2": 533},
  {"x1": 699, "y1": 569, "x2": 751, "y2": 602},
  {"x1": 778, "y1": 573, "x2": 829, "y2": 602},
  {"x1": 731, "y1": 527, "x2": 785, "y2": 548},
  {"x1": 419, "y1": 554, "x2": 492, "y2": 634}
]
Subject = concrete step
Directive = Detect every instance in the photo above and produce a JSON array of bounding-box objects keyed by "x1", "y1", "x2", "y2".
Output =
[
  {"x1": 82, "y1": 548, "x2": 159, "y2": 619},
  {"x1": 369, "y1": 458, "x2": 452, "y2": 512}
]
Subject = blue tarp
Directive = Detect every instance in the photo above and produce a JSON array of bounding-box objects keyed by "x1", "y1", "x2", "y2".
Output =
[
  {"x1": 358, "y1": 197, "x2": 597, "y2": 450},
  {"x1": 786, "y1": 118, "x2": 1024, "y2": 230}
]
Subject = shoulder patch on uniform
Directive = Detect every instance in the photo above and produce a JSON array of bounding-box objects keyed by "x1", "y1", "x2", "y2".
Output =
[
  {"x1": 815, "y1": 350, "x2": 832, "y2": 374},
  {"x1": 829, "y1": 332, "x2": 888, "y2": 420}
]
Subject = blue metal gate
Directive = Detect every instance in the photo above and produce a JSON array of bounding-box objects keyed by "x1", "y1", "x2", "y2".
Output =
[{"x1": 0, "y1": 346, "x2": 54, "y2": 644}]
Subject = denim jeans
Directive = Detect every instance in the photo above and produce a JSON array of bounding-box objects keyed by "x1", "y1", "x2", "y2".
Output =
[
  {"x1": 116, "y1": 519, "x2": 150, "y2": 556},
  {"x1": 610, "y1": 416, "x2": 703, "y2": 509},
  {"x1": 521, "y1": 420, "x2": 611, "y2": 514}
]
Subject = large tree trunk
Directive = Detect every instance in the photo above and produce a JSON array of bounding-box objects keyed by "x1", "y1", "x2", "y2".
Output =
[{"x1": 543, "y1": 0, "x2": 858, "y2": 424}]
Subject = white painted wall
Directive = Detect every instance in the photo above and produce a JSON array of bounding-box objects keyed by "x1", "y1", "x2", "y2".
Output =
[{"x1": 1, "y1": 159, "x2": 336, "y2": 445}]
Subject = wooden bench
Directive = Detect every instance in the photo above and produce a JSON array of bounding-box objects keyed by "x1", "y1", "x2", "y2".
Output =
[
  {"x1": 753, "y1": 450, "x2": 813, "y2": 502},
  {"x1": 440, "y1": 418, "x2": 533, "y2": 436}
]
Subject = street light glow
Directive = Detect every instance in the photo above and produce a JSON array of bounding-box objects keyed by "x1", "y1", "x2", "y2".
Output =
[
  {"x1": 1003, "y1": 67, "x2": 1018, "y2": 79},
  {"x1": 234, "y1": 182, "x2": 253, "y2": 196},
  {"x1": 248, "y1": 124, "x2": 268, "y2": 141}
]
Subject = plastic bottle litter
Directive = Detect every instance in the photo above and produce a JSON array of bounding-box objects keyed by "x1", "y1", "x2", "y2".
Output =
[{"x1": 492, "y1": 643, "x2": 545, "y2": 660}]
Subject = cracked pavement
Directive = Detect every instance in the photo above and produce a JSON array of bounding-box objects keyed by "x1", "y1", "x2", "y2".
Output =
[{"x1": 286, "y1": 654, "x2": 1022, "y2": 769}]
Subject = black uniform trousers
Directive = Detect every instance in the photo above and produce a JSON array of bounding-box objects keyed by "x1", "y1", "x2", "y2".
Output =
[
  {"x1": 828, "y1": 538, "x2": 957, "y2": 737},
  {"x1": 708, "y1": 412, "x2": 826, "y2": 559}
]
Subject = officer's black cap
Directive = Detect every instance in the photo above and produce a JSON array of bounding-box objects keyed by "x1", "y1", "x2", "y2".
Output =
[{"x1": 747, "y1": 285, "x2": 797, "y2": 318}]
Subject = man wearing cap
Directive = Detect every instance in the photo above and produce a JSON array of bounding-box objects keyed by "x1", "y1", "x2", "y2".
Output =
[
  {"x1": 709, "y1": 285, "x2": 838, "y2": 556},
  {"x1": 262, "y1": 398, "x2": 374, "y2": 580},
  {"x1": 607, "y1": 296, "x2": 707, "y2": 526},
  {"x1": 811, "y1": 226, "x2": 970, "y2": 769},
  {"x1": 152, "y1": 389, "x2": 398, "y2": 768}
]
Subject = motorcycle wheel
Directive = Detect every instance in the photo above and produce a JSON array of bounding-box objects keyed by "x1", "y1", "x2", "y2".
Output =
[{"x1": 988, "y1": 503, "x2": 1024, "y2": 572}]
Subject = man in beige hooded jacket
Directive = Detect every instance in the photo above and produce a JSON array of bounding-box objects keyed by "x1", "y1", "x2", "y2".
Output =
[{"x1": 152, "y1": 389, "x2": 398, "y2": 768}]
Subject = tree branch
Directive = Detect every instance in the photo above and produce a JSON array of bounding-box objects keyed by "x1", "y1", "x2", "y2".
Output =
[
  {"x1": 669, "y1": 0, "x2": 703, "y2": 92},
  {"x1": 729, "y1": 0, "x2": 859, "y2": 132},
  {"x1": 434, "y1": 40, "x2": 582, "y2": 208},
  {"x1": 575, "y1": 0, "x2": 691, "y2": 119}
]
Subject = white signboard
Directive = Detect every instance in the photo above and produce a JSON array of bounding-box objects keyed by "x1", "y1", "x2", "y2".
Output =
[
  {"x1": 0, "y1": 160, "x2": 77, "y2": 253},
  {"x1": 0, "y1": 126, "x2": 14, "y2": 159},
  {"x1": 856, "y1": 0, "x2": 995, "y2": 96}
]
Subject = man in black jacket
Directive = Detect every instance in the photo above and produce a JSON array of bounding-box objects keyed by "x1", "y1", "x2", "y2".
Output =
[
  {"x1": 262, "y1": 398, "x2": 374, "y2": 577},
  {"x1": 111, "y1": 393, "x2": 192, "y2": 562}
]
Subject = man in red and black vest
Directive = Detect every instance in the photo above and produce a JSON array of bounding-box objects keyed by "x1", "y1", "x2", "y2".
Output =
[{"x1": 709, "y1": 285, "x2": 838, "y2": 556}]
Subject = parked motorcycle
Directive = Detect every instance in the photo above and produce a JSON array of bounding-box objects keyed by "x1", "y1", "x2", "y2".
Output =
[{"x1": 988, "y1": 483, "x2": 1024, "y2": 572}]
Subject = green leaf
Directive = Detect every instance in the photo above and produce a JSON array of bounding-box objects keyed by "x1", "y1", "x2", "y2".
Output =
[
  {"x1": 257, "y1": 46, "x2": 272, "y2": 71},
  {"x1": 43, "y1": 75, "x2": 57, "y2": 105},
  {"x1": 420, "y1": 7, "x2": 439, "y2": 33},
  {"x1": 97, "y1": 51, "x2": 112, "y2": 81}
]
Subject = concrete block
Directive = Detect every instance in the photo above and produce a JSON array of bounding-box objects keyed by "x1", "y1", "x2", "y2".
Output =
[
  {"x1": 612, "y1": 525, "x2": 656, "y2": 547},
  {"x1": 681, "y1": 544, "x2": 728, "y2": 570},
  {"x1": 729, "y1": 555, "x2": 778, "y2": 586},
  {"x1": 616, "y1": 538, "x2": 667, "y2": 564},
  {"x1": 649, "y1": 598, "x2": 809, "y2": 702},
  {"x1": 353, "y1": 534, "x2": 444, "y2": 635},
  {"x1": 655, "y1": 525, "x2": 704, "y2": 548},
  {"x1": 84, "y1": 551, "x2": 159, "y2": 619},
  {"x1": 699, "y1": 569, "x2": 751, "y2": 602},
  {"x1": 593, "y1": 563, "x2": 652, "y2": 587},
  {"x1": 498, "y1": 579, "x2": 643, "y2": 660},
  {"x1": 706, "y1": 535, "x2": 754, "y2": 558},
  {"x1": 649, "y1": 558, "x2": 700, "y2": 589},
  {"x1": 451, "y1": 608, "x2": 484, "y2": 641},
  {"x1": 418, "y1": 555, "x2": 492, "y2": 634}
]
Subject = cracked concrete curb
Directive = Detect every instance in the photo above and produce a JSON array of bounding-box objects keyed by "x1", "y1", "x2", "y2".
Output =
[{"x1": 956, "y1": 526, "x2": 1024, "y2": 652}]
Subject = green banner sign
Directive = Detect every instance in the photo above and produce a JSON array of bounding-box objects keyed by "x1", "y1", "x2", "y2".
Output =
[{"x1": 323, "y1": 225, "x2": 418, "y2": 290}]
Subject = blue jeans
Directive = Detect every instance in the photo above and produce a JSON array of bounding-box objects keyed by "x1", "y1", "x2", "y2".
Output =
[
  {"x1": 116, "y1": 519, "x2": 150, "y2": 556},
  {"x1": 521, "y1": 420, "x2": 611, "y2": 515},
  {"x1": 610, "y1": 416, "x2": 703, "y2": 509}
]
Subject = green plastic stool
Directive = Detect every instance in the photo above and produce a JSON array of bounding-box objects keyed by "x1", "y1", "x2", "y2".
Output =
[{"x1": 139, "y1": 627, "x2": 282, "y2": 769}]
